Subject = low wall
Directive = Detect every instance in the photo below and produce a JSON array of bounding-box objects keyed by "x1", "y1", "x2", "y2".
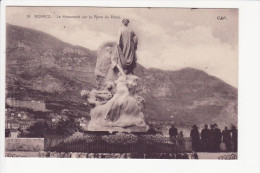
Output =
[{"x1": 6, "y1": 138, "x2": 44, "y2": 152}]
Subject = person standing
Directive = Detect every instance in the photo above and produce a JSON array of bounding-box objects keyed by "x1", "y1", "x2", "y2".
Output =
[
  {"x1": 201, "y1": 124, "x2": 210, "y2": 152},
  {"x1": 147, "y1": 125, "x2": 157, "y2": 135},
  {"x1": 231, "y1": 125, "x2": 238, "y2": 152},
  {"x1": 190, "y1": 124, "x2": 200, "y2": 152},
  {"x1": 214, "y1": 124, "x2": 222, "y2": 152},
  {"x1": 209, "y1": 124, "x2": 216, "y2": 152},
  {"x1": 177, "y1": 131, "x2": 185, "y2": 151},
  {"x1": 169, "y1": 123, "x2": 178, "y2": 138},
  {"x1": 117, "y1": 18, "x2": 138, "y2": 75},
  {"x1": 157, "y1": 127, "x2": 163, "y2": 135},
  {"x1": 222, "y1": 127, "x2": 231, "y2": 152},
  {"x1": 169, "y1": 123, "x2": 178, "y2": 152}
]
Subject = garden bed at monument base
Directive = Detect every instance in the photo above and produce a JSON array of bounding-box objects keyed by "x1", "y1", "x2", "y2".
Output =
[
  {"x1": 38, "y1": 152, "x2": 191, "y2": 159},
  {"x1": 44, "y1": 132, "x2": 191, "y2": 153}
]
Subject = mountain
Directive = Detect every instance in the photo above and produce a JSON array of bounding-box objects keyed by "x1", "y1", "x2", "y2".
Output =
[{"x1": 6, "y1": 23, "x2": 238, "y2": 129}]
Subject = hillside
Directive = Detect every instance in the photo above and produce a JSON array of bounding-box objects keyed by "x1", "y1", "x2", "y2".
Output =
[{"x1": 6, "y1": 23, "x2": 238, "y2": 128}]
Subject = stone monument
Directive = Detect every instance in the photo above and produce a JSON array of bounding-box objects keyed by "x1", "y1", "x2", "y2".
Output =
[{"x1": 81, "y1": 19, "x2": 147, "y2": 132}]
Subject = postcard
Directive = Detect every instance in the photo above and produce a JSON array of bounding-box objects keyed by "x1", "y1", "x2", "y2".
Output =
[{"x1": 3, "y1": 6, "x2": 238, "y2": 160}]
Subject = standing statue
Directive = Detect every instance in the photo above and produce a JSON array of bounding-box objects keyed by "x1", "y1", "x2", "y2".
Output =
[{"x1": 117, "y1": 18, "x2": 138, "y2": 75}]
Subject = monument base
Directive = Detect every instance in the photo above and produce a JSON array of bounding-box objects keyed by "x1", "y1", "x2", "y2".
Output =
[{"x1": 87, "y1": 125, "x2": 148, "y2": 133}]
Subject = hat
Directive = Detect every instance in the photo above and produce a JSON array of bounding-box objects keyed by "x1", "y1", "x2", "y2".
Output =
[{"x1": 192, "y1": 124, "x2": 198, "y2": 128}]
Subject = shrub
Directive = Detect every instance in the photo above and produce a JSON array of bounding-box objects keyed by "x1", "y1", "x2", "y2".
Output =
[
  {"x1": 63, "y1": 132, "x2": 99, "y2": 144},
  {"x1": 101, "y1": 133, "x2": 138, "y2": 145},
  {"x1": 140, "y1": 135, "x2": 174, "y2": 144}
]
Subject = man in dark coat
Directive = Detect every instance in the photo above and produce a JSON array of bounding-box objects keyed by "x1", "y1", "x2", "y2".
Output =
[
  {"x1": 222, "y1": 126, "x2": 231, "y2": 152},
  {"x1": 231, "y1": 125, "x2": 238, "y2": 152},
  {"x1": 147, "y1": 125, "x2": 157, "y2": 135},
  {"x1": 201, "y1": 124, "x2": 210, "y2": 152},
  {"x1": 214, "y1": 124, "x2": 222, "y2": 152},
  {"x1": 169, "y1": 123, "x2": 178, "y2": 138},
  {"x1": 190, "y1": 124, "x2": 200, "y2": 152},
  {"x1": 209, "y1": 124, "x2": 216, "y2": 152}
]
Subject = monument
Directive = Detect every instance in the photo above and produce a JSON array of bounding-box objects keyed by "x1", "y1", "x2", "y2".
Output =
[{"x1": 81, "y1": 19, "x2": 147, "y2": 132}]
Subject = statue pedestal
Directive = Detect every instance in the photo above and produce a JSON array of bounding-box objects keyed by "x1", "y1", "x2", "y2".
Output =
[{"x1": 87, "y1": 125, "x2": 148, "y2": 133}]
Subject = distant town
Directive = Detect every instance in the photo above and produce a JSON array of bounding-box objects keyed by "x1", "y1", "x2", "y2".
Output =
[
  {"x1": 5, "y1": 97, "x2": 178, "y2": 138},
  {"x1": 5, "y1": 98, "x2": 89, "y2": 138}
]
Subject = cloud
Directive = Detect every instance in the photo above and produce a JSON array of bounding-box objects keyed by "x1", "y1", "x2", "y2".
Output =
[
  {"x1": 173, "y1": 21, "x2": 192, "y2": 27},
  {"x1": 47, "y1": 26, "x2": 115, "y2": 50}
]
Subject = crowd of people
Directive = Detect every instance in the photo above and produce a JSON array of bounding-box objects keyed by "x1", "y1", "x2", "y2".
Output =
[
  {"x1": 147, "y1": 123, "x2": 238, "y2": 152},
  {"x1": 189, "y1": 124, "x2": 237, "y2": 152}
]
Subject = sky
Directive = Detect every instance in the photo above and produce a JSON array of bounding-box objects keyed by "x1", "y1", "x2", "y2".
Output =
[{"x1": 6, "y1": 7, "x2": 238, "y2": 87}]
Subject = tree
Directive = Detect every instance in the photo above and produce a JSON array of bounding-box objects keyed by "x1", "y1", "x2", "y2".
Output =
[
  {"x1": 26, "y1": 121, "x2": 51, "y2": 138},
  {"x1": 55, "y1": 117, "x2": 81, "y2": 135}
]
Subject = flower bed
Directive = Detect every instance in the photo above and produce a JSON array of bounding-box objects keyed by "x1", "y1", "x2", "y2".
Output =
[
  {"x1": 64, "y1": 132, "x2": 100, "y2": 144},
  {"x1": 101, "y1": 134, "x2": 138, "y2": 145},
  {"x1": 45, "y1": 133, "x2": 183, "y2": 153},
  {"x1": 139, "y1": 135, "x2": 174, "y2": 144},
  {"x1": 63, "y1": 133, "x2": 173, "y2": 145}
]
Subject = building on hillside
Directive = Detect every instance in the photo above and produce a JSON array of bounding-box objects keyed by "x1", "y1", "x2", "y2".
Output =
[
  {"x1": 17, "y1": 41, "x2": 31, "y2": 51},
  {"x1": 5, "y1": 108, "x2": 36, "y2": 135},
  {"x1": 5, "y1": 119, "x2": 19, "y2": 130},
  {"x1": 19, "y1": 119, "x2": 34, "y2": 131},
  {"x1": 6, "y1": 98, "x2": 47, "y2": 111},
  {"x1": 9, "y1": 129, "x2": 20, "y2": 138},
  {"x1": 5, "y1": 129, "x2": 20, "y2": 138}
]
